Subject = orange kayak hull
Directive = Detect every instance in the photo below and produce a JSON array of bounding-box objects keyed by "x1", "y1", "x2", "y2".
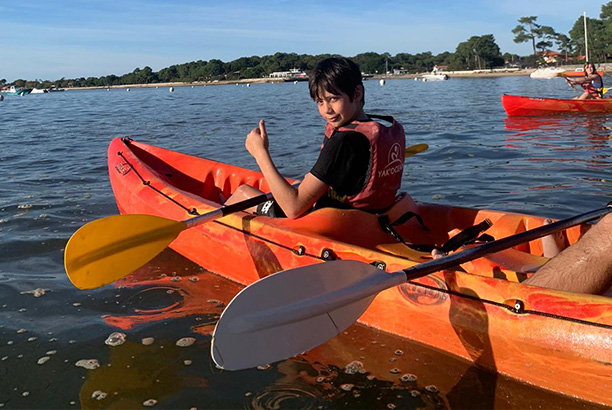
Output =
[
  {"x1": 502, "y1": 94, "x2": 612, "y2": 116},
  {"x1": 108, "y1": 137, "x2": 612, "y2": 405}
]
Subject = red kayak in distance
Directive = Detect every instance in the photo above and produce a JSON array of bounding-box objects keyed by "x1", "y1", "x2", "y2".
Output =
[
  {"x1": 502, "y1": 94, "x2": 612, "y2": 117},
  {"x1": 562, "y1": 70, "x2": 604, "y2": 78}
]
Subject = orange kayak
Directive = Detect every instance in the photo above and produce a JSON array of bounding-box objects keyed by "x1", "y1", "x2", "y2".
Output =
[
  {"x1": 108, "y1": 137, "x2": 612, "y2": 405},
  {"x1": 563, "y1": 70, "x2": 604, "y2": 78},
  {"x1": 502, "y1": 94, "x2": 612, "y2": 116}
]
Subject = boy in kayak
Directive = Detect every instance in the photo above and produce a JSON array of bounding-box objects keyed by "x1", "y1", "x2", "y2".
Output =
[
  {"x1": 225, "y1": 57, "x2": 406, "y2": 219},
  {"x1": 565, "y1": 62, "x2": 605, "y2": 100}
]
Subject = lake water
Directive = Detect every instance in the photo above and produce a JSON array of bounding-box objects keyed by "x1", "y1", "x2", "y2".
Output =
[{"x1": 1, "y1": 77, "x2": 611, "y2": 409}]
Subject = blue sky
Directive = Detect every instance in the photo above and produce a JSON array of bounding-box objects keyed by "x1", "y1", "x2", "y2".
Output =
[{"x1": 1, "y1": 0, "x2": 606, "y2": 82}]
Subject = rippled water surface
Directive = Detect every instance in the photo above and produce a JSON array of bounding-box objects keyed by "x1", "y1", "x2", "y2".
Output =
[{"x1": 1, "y1": 77, "x2": 612, "y2": 409}]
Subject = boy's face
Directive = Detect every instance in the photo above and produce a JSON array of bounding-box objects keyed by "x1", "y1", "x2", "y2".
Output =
[{"x1": 315, "y1": 86, "x2": 363, "y2": 129}]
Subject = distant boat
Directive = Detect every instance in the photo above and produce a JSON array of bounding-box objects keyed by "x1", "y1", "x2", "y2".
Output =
[
  {"x1": 529, "y1": 67, "x2": 565, "y2": 79},
  {"x1": 4, "y1": 85, "x2": 32, "y2": 96},
  {"x1": 421, "y1": 73, "x2": 448, "y2": 81},
  {"x1": 31, "y1": 88, "x2": 48, "y2": 94},
  {"x1": 48, "y1": 87, "x2": 65, "y2": 92},
  {"x1": 269, "y1": 68, "x2": 309, "y2": 82}
]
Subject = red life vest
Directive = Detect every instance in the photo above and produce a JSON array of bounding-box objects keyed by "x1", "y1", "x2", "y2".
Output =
[
  {"x1": 582, "y1": 74, "x2": 604, "y2": 98},
  {"x1": 323, "y1": 114, "x2": 405, "y2": 210}
]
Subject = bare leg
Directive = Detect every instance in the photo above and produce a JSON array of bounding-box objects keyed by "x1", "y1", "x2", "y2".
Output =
[
  {"x1": 541, "y1": 218, "x2": 565, "y2": 258},
  {"x1": 525, "y1": 213, "x2": 612, "y2": 294},
  {"x1": 224, "y1": 184, "x2": 264, "y2": 212}
]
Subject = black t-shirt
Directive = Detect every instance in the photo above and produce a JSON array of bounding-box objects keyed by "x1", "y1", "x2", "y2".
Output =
[{"x1": 310, "y1": 130, "x2": 371, "y2": 207}]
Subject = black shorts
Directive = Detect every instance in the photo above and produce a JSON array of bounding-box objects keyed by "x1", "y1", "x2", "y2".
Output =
[{"x1": 256, "y1": 200, "x2": 286, "y2": 218}]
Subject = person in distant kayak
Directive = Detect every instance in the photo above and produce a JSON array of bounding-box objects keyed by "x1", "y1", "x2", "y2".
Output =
[
  {"x1": 225, "y1": 57, "x2": 406, "y2": 219},
  {"x1": 565, "y1": 62, "x2": 604, "y2": 100}
]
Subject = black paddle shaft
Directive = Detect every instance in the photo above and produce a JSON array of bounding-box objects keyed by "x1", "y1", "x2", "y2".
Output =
[{"x1": 402, "y1": 205, "x2": 612, "y2": 281}]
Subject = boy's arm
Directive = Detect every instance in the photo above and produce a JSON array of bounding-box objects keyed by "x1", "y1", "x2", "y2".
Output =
[{"x1": 247, "y1": 120, "x2": 329, "y2": 219}]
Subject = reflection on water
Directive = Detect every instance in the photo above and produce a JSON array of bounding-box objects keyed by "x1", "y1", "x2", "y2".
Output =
[
  {"x1": 83, "y1": 250, "x2": 605, "y2": 410},
  {"x1": 500, "y1": 114, "x2": 612, "y2": 205}
]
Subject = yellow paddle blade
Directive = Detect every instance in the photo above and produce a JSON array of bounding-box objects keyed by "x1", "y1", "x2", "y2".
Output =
[
  {"x1": 64, "y1": 214, "x2": 187, "y2": 289},
  {"x1": 602, "y1": 88, "x2": 609, "y2": 95},
  {"x1": 405, "y1": 143, "x2": 429, "y2": 157}
]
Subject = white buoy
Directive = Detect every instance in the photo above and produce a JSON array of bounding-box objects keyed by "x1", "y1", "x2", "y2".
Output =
[
  {"x1": 414, "y1": 77, "x2": 418, "y2": 81},
  {"x1": 169, "y1": 87, "x2": 174, "y2": 92},
  {"x1": 422, "y1": 78, "x2": 427, "y2": 82},
  {"x1": 246, "y1": 83, "x2": 250, "y2": 87},
  {"x1": 379, "y1": 79, "x2": 385, "y2": 86},
  {"x1": 294, "y1": 80, "x2": 298, "y2": 84},
  {"x1": 126, "y1": 88, "x2": 130, "y2": 91}
]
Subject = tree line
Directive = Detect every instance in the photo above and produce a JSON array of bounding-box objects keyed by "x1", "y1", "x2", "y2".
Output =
[
  {"x1": 6, "y1": 43, "x2": 507, "y2": 89},
  {"x1": 512, "y1": 2, "x2": 612, "y2": 64},
  {"x1": 8, "y1": 2, "x2": 612, "y2": 89}
]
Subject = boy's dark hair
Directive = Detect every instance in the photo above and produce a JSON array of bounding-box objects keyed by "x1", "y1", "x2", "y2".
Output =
[{"x1": 308, "y1": 57, "x2": 364, "y2": 105}]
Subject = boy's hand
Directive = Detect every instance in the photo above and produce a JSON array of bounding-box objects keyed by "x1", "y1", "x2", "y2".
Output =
[{"x1": 245, "y1": 119, "x2": 269, "y2": 158}]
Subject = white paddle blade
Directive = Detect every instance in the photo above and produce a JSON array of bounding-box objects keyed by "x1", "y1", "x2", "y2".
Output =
[{"x1": 211, "y1": 260, "x2": 402, "y2": 371}]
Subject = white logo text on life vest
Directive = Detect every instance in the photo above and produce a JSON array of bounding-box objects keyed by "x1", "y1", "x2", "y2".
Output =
[
  {"x1": 260, "y1": 200, "x2": 274, "y2": 214},
  {"x1": 377, "y1": 142, "x2": 404, "y2": 178}
]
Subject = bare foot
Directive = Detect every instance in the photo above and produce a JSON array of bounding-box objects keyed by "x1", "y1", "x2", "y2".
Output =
[{"x1": 541, "y1": 218, "x2": 566, "y2": 258}]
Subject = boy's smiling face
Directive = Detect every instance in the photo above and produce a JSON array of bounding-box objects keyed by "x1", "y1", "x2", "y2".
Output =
[{"x1": 315, "y1": 86, "x2": 364, "y2": 129}]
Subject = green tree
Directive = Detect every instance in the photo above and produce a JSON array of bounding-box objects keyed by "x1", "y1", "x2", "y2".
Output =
[
  {"x1": 512, "y1": 16, "x2": 540, "y2": 55},
  {"x1": 534, "y1": 25, "x2": 557, "y2": 52},
  {"x1": 450, "y1": 35, "x2": 503, "y2": 70},
  {"x1": 569, "y1": 16, "x2": 607, "y2": 62},
  {"x1": 353, "y1": 52, "x2": 387, "y2": 74},
  {"x1": 554, "y1": 33, "x2": 572, "y2": 64},
  {"x1": 202, "y1": 59, "x2": 224, "y2": 78},
  {"x1": 601, "y1": 1, "x2": 612, "y2": 60}
]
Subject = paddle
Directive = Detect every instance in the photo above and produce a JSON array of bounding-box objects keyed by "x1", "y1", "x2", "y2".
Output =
[
  {"x1": 558, "y1": 73, "x2": 578, "y2": 92},
  {"x1": 64, "y1": 190, "x2": 280, "y2": 290},
  {"x1": 65, "y1": 144, "x2": 427, "y2": 290},
  {"x1": 405, "y1": 143, "x2": 428, "y2": 157},
  {"x1": 211, "y1": 205, "x2": 612, "y2": 370}
]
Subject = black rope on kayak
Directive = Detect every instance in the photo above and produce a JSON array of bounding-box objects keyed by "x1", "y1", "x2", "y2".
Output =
[
  {"x1": 118, "y1": 151, "x2": 200, "y2": 216},
  {"x1": 118, "y1": 147, "x2": 326, "y2": 258},
  {"x1": 411, "y1": 281, "x2": 612, "y2": 330},
  {"x1": 379, "y1": 213, "x2": 494, "y2": 253}
]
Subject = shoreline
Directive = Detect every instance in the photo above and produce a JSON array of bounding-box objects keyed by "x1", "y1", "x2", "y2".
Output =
[
  {"x1": 64, "y1": 65, "x2": 611, "y2": 91},
  {"x1": 64, "y1": 69, "x2": 539, "y2": 91}
]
